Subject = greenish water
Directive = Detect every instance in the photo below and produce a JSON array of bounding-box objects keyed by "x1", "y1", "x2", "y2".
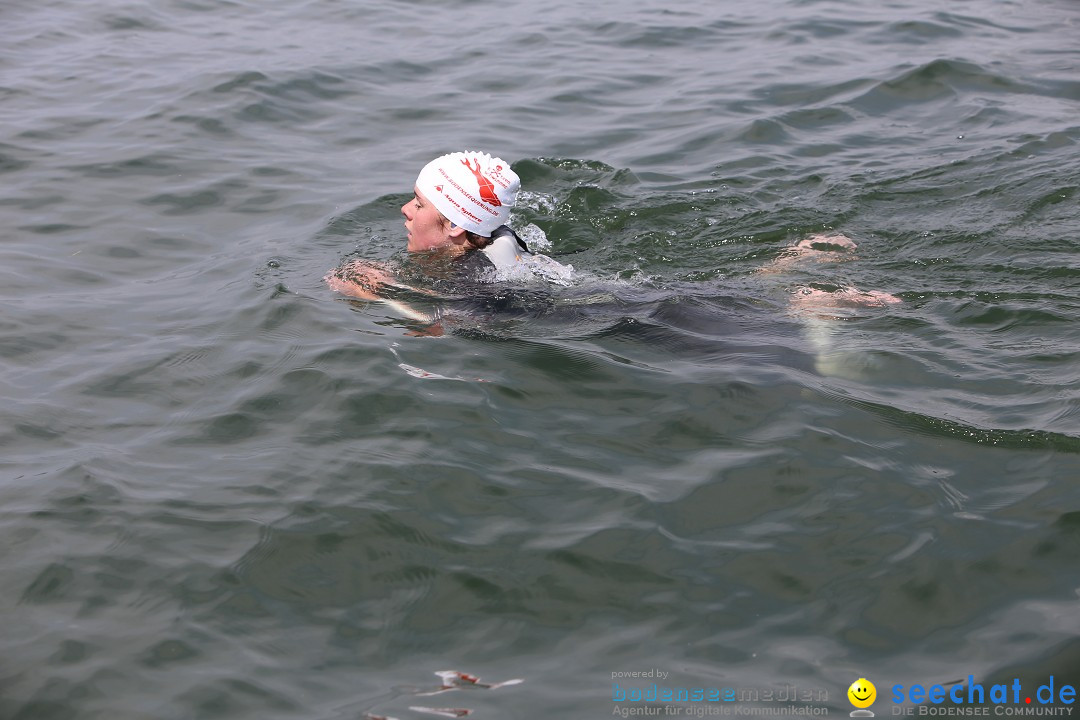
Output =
[{"x1": 2, "y1": 1, "x2": 1079, "y2": 718}]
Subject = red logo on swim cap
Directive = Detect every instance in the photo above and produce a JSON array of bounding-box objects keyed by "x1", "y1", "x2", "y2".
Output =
[
  {"x1": 435, "y1": 185, "x2": 443, "y2": 193},
  {"x1": 460, "y1": 157, "x2": 502, "y2": 207}
]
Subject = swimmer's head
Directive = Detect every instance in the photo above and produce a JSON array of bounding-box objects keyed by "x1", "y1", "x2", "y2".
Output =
[{"x1": 415, "y1": 151, "x2": 519, "y2": 237}]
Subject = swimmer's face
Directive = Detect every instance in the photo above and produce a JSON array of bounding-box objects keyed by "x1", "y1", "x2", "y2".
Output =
[
  {"x1": 847, "y1": 679, "x2": 876, "y2": 709},
  {"x1": 402, "y1": 187, "x2": 457, "y2": 253}
]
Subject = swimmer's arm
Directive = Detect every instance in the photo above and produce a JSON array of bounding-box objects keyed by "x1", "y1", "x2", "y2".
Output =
[
  {"x1": 328, "y1": 259, "x2": 439, "y2": 296},
  {"x1": 325, "y1": 260, "x2": 439, "y2": 323}
]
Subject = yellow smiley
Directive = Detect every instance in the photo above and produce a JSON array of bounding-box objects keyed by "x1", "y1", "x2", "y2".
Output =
[{"x1": 848, "y1": 678, "x2": 876, "y2": 709}]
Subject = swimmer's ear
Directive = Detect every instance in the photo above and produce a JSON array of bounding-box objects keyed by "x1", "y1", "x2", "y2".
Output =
[{"x1": 447, "y1": 222, "x2": 466, "y2": 241}]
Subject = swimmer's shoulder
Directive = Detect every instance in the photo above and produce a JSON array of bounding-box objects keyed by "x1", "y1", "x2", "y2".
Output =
[{"x1": 454, "y1": 248, "x2": 496, "y2": 278}]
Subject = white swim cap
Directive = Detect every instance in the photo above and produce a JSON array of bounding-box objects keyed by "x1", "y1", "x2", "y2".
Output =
[{"x1": 415, "y1": 151, "x2": 519, "y2": 237}]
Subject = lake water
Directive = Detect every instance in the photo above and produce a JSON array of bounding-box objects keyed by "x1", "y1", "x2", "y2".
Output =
[{"x1": 2, "y1": 0, "x2": 1079, "y2": 718}]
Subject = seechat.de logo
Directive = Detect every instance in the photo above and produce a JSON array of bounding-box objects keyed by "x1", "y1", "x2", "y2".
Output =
[{"x1": 849, "y1": 678, "x2": 877, "y2": 717}]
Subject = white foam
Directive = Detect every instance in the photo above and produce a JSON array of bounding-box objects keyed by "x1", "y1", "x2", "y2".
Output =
[
  {"x1": 480, "y1": 223, "x2": 575, "y2": 286},
  {"x1": 515, "y1": 190, "x2": 558, "y2": 215},
  {"x1": 514, "y1": 222, "x2": 553, "y2": 252},
  {"x1": 493, "y1": 252, "x2": 576, "y2": 286}
]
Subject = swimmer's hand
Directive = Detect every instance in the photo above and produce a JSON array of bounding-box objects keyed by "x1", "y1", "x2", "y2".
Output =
[{"x1": 325, "y1": 260, "x2": 394, "y2": 300}]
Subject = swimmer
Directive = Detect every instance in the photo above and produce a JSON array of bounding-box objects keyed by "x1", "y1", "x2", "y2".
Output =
[{"x1": 326, "y1": 151, "x2": 534, "y2": 304}]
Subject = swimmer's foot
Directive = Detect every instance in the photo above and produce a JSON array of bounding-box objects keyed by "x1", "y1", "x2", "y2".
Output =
[
  {"x1": 794, "y1": 233, "x2": 858, "y2": 253},
  {"x1": 791, "y1": 286, "x2": 901, "y2": 310},
  {"x1": 760, "y1": 233, "x2": 858, "y2": 275}
]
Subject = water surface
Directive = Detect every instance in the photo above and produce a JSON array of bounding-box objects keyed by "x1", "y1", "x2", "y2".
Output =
[{"x1": 2, "y1": 1, "x2": 1079, "y2": 718}]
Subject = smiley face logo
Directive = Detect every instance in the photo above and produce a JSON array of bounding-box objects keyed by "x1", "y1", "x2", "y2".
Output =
[{"x1": 848, "y1": 678, "x2": 877, "y2": 711}]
